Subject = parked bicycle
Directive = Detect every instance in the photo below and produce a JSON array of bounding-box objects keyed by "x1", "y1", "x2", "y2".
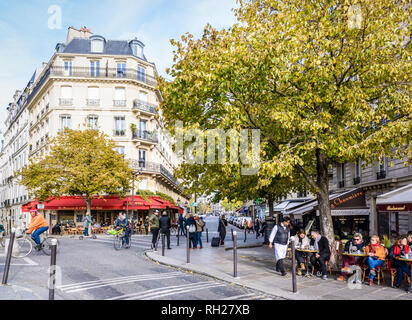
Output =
[
  {"x1": 108, "y1": 226, "x2": 131, "y2": 250},
  {"x1": 12, "y1": 228, "x2": 60, "y2": 258}
]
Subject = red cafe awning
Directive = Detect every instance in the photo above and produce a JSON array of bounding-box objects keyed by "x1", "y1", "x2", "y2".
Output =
[{"x1": 22, "y1": 195, "x2": 182, "y2": 212}]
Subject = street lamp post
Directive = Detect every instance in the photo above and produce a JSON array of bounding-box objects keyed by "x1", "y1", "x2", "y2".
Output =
[{"x1": 131, "y1": 169, "x2": 142, "y2": 224}]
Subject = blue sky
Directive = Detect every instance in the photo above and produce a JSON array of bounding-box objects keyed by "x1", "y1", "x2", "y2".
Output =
[{"x1": 0, "y1": 0, "x2": 238, "y2": 130}]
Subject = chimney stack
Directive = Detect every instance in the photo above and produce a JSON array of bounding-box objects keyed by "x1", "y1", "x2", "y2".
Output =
[{"x1": 65, "y1": 26, "x2": 93, "y2": 45}]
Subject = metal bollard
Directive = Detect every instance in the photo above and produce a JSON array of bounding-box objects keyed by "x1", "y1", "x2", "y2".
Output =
[
  {"x1": 2, "y1": 228, "x2": 15, "y2": 285},
  {"x1": 233, "y1": 231, "x2": 238, "y2": 278},
  {"x1": 186, "y1": 226, "x2": 190, "y2": 264},
  {"x1": 162, "y1": 233, "x2": 165, "y2": 257},
  {"x1": 49, "y1": 238, "x2": 58, "y2": 300},
  {"x1": 177, "y1": 229, "x2": 180, "y2": 247},
  {"x1": 291, "y1": 240, "x2": 297, "y2": 293},
  {"x1": 206, "y1": 228, "x2": 209, "y2": 243},
  {"x1": 244, "y1": 228, "x2": 247, "y2": 243},
  {"x1": 231, "y1": 229, "x2": 234, "y2": 241}
]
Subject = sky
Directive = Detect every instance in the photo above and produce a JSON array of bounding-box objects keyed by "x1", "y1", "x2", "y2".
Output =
[{"x1": 0, "y1": 0, "x2": 239, "y2": 132}]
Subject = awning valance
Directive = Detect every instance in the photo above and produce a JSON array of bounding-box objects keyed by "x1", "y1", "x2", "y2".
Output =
[{"x1": 377, "y1": 184, "x2": 412, "y2": 212}]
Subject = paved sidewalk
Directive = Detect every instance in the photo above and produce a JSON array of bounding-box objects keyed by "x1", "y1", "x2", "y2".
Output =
[
  {"x1": 0, "y1": 283, "x2": 63, "y2": 300},
  {"x1": 146, "y1": 238, "x2": 412, "y2": 300}
]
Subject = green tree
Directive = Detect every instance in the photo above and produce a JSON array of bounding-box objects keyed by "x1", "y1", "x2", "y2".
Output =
[
  {"x1": 19, "y1": 129, "x2": 132, "y2": 216},
  {"x1": 159, "y1": 0, "x2": 411, "y2": 266}
]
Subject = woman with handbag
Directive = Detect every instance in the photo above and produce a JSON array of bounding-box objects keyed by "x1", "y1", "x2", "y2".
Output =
[{"x1": 186, "y1": 214, "x2": 197, "y2": 249}]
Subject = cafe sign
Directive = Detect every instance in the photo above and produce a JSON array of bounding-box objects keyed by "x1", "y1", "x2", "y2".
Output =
[
  {"x1": 330, "y1": 188, "x2": 366, "y2": 209},
  {"x1": 377, "y1": 203, "x2": 412, "y2": 212}
]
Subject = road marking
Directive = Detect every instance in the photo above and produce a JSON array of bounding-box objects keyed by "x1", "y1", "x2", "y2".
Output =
[
  {"x1": 222, "y1": 293, "x2": 257, "y2": 300},
  {"x1": 89, "y1": 239, "x2": 149, "y2": 249},
  {"x1": 107, "y1": 281, "x2": 226, "y2": 300},
  {"x1": 58, "y1": 272, "x2": 192, "y2": 293}
]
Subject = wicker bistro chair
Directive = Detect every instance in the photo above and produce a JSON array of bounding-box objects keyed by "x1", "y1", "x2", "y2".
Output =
[{"x1": 362, "y1": 259, "x2": 386, "y2": 285}]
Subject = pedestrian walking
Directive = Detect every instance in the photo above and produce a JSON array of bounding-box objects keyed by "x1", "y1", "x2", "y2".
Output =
[
  {"x1": 254, "y1": 218, "x2": 260, "y2": 238},
  {"x1": 195, "y1": 215, "x2": 205, "y2": 249},
  {"x1": 144, "y1": 216, "x2": 149, "y2": 235},
  {"x1": 150, "y1": 210, "x2": 160, "y2": 250},
  {"x1": 159, "y1": 211, "x2": 172, "y2": 249},
  {"x1": 83, "y1": 214, "x2": 91, "y2": 236},
  {"x1": 248, "y1": 219, "x2": 254, "y2": 234},
  {"x1": 218, "y1": 215, "x2": 227, "y2": 246},
  {"x1": 185, "y1": 213, "x2": 197, "y2": 248},
  {"x1": 178, "y1": 213, "x2": 186, "y2": 236},
  {"x1": 269, "y1": 216, "x2": 291, "y2": 276}
]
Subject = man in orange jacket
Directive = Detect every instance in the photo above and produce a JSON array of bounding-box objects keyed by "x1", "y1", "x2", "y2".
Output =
[{"x1": 27, "y1": 209, "x2": 49, "y2": 249}]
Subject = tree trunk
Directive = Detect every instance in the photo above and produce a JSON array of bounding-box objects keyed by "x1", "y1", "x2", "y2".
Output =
[{"x1": 316, "y1": 149, "x2": 337, "y2": 269}]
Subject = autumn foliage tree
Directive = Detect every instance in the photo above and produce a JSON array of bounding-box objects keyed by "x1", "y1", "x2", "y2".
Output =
[
  {"x1": 159, "y1": 0, "x2": 411, "y2": 267},
  {"x1": 19, "y1": 129, "x2": 132, "y2": 216}
]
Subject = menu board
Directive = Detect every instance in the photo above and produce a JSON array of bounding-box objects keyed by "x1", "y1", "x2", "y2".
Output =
[{"x1": 305, "y1": 220, "x2": 314, "y2": 235}]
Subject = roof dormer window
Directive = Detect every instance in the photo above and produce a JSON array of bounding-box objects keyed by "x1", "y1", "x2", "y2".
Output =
[
  {"x1": 90, "y1": 35, "x2": 105, "y2": 53},
  {"x1": 130, "y1": 39, "x2": 144, "y2": 59}
]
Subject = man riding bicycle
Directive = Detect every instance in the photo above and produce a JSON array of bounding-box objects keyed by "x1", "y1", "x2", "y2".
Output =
[
  {"x1": 114, "y1": 212, "x2": 130, "y2": 248},
  {"x1": 26, "y1": 208, "x2": 49, "y2": 250}
]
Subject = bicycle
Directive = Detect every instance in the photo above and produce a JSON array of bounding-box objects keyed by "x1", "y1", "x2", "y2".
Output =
[
  {"x1": 12, "y1": 228, "x2": 60, "y2": 258},
  {"x1": 108, "y1": 226, "x2": 131, "y2": 250}
]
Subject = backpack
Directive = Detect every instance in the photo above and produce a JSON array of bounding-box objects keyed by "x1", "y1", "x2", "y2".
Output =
[{"x1": 188, "y1": 224, "x2": 196, "y2": 233}]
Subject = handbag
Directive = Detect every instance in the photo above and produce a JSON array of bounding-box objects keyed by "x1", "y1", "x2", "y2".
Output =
[{"x1": 188, "y1": 224, "x2": 196, "y2": 233}]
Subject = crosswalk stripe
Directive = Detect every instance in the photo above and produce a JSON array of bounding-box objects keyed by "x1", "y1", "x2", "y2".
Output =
[
  {"x1": 60, "y1": 273, "x2": 192, "y2": 293},
  {"x1": 142, "y1": 283, "x2": 226, "y2": 300},
  {"x1": 107, "y1": 281, "x2": 223, "y2": 300},
  {"x1": 58, "y1": 272, "x2": 184, "y2": 290}
]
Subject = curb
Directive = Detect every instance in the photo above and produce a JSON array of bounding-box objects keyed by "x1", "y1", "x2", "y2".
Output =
[
  {"x1": 144, "y1": 249, "x2": 311, "y2": 300},
  {"x1": 224, "y1": 243, "x2": 264, "y2": 251}
]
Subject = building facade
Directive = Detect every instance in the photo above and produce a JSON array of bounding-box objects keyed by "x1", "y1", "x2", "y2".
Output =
[{"x1": 0, "y1": 26, "x2": 185, "y2": 232}]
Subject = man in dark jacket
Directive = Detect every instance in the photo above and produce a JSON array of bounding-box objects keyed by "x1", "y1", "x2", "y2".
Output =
[
  {"x1": 178, "y1": 213, "x2": 186, "y2": 237},
  {"x1": 310, "y1": 230, "x2": 331, "y2": 279},
  {"x1": 218, "y1": 215, "x2": 227, "y2": 245},
  {"x1": 114, "y1": 212, "x2": 131, "y2": 248},
  {"x1": 159, "y1": 211, "x2": 172, "y2": 249},
  {"x1": 150, "y1": 210, "x2": 160, "y2": 250}
]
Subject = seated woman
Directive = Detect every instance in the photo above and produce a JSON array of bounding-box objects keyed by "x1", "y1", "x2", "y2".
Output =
[
  {"x1": 389, "y1": 236, "x2": 411, "y2": 288},
  {"x1": 291, "y1": 229, "x2": 310, "y2": 275},
  {"x1": 364, "y1": 235, "x2": 386, "y2": 286}
]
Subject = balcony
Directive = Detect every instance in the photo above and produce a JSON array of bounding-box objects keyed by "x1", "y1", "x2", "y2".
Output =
[
  {"x1": 128, "y1": 160, "x2": 178, "y2": 187},
  {"x1": 45, "y1": 103, "x2": 49, "y2": 111},
  {"x1": 132, "y1": 130, "x2": 158, "y2": 144},
  {"x1": 50, "y1": 66, "x2": 157, "y2": 87},
  {"x1": 59, "y1": 98, "x2": 73, "y2": 106},
  {"x1": 377, "y1": 171, "x2": 386, "y2": 180},
  {"x1": 87, "y1": 99, "x2": 100, "y2": 106},
  {"x1": 132, "y1": 99, "x2": 158, "y2": 115},
  {"x1": 338, "y1": 181, "x2": 345, "y2": 188},
  {"x1": 113, "y1": 129, "x2": 126, "y2": 136},
  {"x1": 353, "y1": 176, "x2": 361, "y2": 185},
  {"x1": 114, "y1": 100, "x2": 127, "y2": 107}
]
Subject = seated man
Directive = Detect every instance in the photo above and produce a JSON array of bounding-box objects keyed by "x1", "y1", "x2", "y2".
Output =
[
  {"x1": 338, "y1": 233, "x2": 366, "y2": 281},
  {"x1": 114, "y1": 212, "x2": 130, "y2": 247},
  {"x1": 26, "y1": 209, "x2": 49, "y2": 250},
  {"x1": 309, "y1": 230, "x2": 331, "y2": 280}
]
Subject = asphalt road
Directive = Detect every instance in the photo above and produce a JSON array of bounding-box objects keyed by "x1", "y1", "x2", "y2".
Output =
[{"x1": 0, "y1": 216, "x2": 279, "y2": 300}]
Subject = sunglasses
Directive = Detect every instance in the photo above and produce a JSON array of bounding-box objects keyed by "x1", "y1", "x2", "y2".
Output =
[{"x1": 353, "y1": 238, "x2": 360, "y2": 241}]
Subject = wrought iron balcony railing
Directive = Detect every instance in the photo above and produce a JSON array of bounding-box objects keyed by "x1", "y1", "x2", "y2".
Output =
[
  {"x1": 114, "y1": 100, "x2": 127, "y2": 107},
  {"x1": 353, "y1": 176, "x2": 361, "y2": 185},
  {"x1": 87, "y1": 99, "x2": 100, "y2": 106},
  {"x1": 132, "y1": 130, "x2": 158, "y2": 143},
  {"x1": 128, "y1": 160, "x2": 177, "y2": 186},
  {"x1": 50, "y1": 66, "x2": 157, "y2": 87},
  {"x1": 113, "y1": 129, "x2": 126, "y2": 136},
  {"x1": 132, "y1": 99, "x2": 158, "y2": 114},
  {"x1": 338, "y1": 181, "x2": 345, "y2": 188},
  {"x1": 59, "y1": 98, "x2": 73, "y2": 106}
]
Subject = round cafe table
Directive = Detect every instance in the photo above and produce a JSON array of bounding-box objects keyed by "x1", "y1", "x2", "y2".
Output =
[
  {"x1": 397, "y1": 257, "x2": 412, "y2": 293},
  {"x1": 295, "y1": 248, "x2": 319, "y2": 277}
]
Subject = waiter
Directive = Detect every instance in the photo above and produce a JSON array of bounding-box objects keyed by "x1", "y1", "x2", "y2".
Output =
[{"x1": 269, "y1": 216, "x2": 291, "y2": 276}]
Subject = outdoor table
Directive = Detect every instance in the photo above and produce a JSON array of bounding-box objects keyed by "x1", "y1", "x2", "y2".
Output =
[
  {"x1": 296, "y1": 248, "x2": 319, "y2": 277},
  {"x1": 397, "y1": 256, "x2": 412, "y2": 293},
  {"x1": 341, "y1": 252, "x2": 368, "y2": 282}
]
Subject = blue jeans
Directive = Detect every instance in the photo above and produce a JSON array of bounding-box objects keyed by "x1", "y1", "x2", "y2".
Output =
[
  {"x1": 366, "y1": 257, "x2": 384, "y2": 279},
  {"x1": 189, "y1": 232, "x2": 196, "y2": 248},
  {"x1": 196, "y1": 232, "x2": 203, "y2": 248},
  {"x1": 84, "y1": 227, "x2": 89, "y2": 236},
  {"x1": 393, "y1": 261, "x2": 411, "y2": 286},
  {"x1": 31, "y1": 226, "x2": 49, "y2": 245}
]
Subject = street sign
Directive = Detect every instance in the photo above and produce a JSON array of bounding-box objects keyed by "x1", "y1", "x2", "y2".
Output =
[{"x1": 191, "y1": 202, "x2": 198, "y2": 207}]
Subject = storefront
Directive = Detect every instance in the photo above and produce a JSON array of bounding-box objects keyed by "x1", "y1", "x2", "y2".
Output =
[
  {"x1": 376, "y1": 184, "x2": 412, "y2": 237},
  {"x1": 286, "y1": 188, "x2": 370, "y2": 237},
  {"x1": 22, "y1": 195, "x2": 183, "y2": 230}
]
